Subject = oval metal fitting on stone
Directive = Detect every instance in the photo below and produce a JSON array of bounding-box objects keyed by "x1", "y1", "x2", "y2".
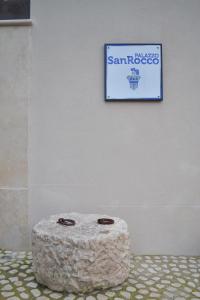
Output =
[
  {"x1": 57, "y1": 218, "x2": 75, "y2": 226},
  {"x1": 97, "y1": 218, "x2": 114, "y2": 225}
]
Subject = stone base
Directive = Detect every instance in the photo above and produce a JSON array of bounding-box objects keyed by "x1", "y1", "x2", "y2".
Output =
[{"x1": 32, "y1": 212, "x2": 130, "y2": 293}]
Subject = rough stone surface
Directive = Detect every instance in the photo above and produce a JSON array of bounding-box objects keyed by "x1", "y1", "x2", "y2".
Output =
[
  {"x1": 1, "y1": 250, "x2": 200, "y2": 299},
  {"x1": 32, "y1": 213, "x2": 130, "y2": 293}
]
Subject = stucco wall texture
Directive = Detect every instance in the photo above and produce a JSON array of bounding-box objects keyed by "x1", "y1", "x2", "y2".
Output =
[
  {"x1": 0, "y1": 26, "x2": 30, "y2": 250},
  {"x1": 1, "y1": 0, "x2": 200, "y2": 254}
]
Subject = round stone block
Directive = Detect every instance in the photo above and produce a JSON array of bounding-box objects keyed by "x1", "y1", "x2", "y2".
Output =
[{"x1": 32, "y1": 212, "x2": 130, "y2": 293}]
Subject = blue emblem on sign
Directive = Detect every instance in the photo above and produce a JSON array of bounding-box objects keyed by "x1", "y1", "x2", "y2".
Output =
[{"x1": 127, "y1": 68, "x2": 141, "y2": 90}]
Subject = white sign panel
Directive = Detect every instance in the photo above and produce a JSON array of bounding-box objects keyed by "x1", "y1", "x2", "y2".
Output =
[{"x1": 105, "y1": 44, "x2": 163, "y2": 101}]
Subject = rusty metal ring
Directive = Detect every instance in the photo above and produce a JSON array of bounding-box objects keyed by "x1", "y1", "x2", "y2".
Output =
[
  {"x1": 57, "y1": 218, "x2": 75, "y2": 226},
  {"x1": 97, "y1": 218, "x2": 114, "y2": 225}
]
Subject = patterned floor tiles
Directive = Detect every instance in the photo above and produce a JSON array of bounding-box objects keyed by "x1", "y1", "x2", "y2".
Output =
[{"x1": 0, "y1": 249, "x2": 200, "y2": 300}]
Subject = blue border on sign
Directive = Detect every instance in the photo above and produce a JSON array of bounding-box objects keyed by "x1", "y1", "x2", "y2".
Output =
[{"x1": 104, "y1": 43, "x2": 163, "y2": 101}]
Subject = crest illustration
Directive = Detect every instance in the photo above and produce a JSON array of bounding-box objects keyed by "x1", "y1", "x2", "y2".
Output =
[{"x1": 127, "y1": 68, "x2": 141, "y2": 90}]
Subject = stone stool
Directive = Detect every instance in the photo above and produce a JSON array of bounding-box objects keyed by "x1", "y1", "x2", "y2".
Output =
[{"x1": 32, "y1": 212, "x2": 130, "y2": 293}]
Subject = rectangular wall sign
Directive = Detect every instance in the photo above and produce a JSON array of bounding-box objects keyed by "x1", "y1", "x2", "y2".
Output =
[{"x1": 104, "y1": 44, "x2": 163, "y2": 101}]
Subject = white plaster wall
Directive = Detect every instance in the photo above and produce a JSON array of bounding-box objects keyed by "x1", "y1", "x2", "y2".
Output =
[
  {"x1": 0, "y1": 26, "x2": 31, "y2": 250},
  {"x1": 30, "y1": 0, "x2": 200, "y2": 255}
]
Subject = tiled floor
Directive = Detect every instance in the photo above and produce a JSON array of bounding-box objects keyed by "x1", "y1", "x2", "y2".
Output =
[{"x1": 0, "y1": 250, "x2": 200, "y2": 300}]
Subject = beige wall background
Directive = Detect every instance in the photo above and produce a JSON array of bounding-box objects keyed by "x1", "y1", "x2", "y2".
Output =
[
  {"x1": 1, "y1": 0, "x2": 200, "y2": 254},
  {"x1": 0, "y1": 26, "x2": 31, "y2": 250}
]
